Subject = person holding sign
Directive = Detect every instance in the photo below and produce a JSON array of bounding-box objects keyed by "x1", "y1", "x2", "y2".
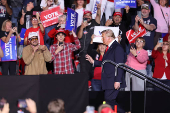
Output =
[
  {"x1": 105, "y1": 6, "x2": 131, "y2": 54},
  {"x1": 132, "y1": 3, "x2": 157, "y2": 78},
  {"x1": 74, "y1": 0, "x2": 87, "y2": 27},
  {"x1": 49, "y1": 29, "x2": 81, "y2": 74},
  {"x1": 24, "y1": 12, "x2": 45, "y2": 46},
  {"x1": 77, "y1": 3, "x2": 101, "y2": 74},
  {"x1": 22, "y1": 32, "x2": 52, "y2": 75},
  {"x1": 0, "y1": 19, "x2": 21, "y2": 75}
]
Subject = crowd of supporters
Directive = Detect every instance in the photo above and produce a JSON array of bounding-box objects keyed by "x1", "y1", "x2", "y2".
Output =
[{"x1": 0, "y1": 0, "x2": 170, "y2": 111}]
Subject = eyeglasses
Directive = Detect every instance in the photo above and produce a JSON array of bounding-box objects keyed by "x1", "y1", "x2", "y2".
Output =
[
  {"x1": 30, "y1": 38, "x2": 38, "y2": 41},
  {"x1": 32, "y1": 18, "x2": 38, "y2": 21},
  {"x1": 136, "y1": 40, "x2": 144, "y2": 43},
  {"x1": 163, "y1": 43, "x2": 169, "y2": 46}
]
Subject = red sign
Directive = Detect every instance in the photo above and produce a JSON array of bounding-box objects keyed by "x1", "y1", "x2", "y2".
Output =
[
  {"x1": 126, "y1": 24, "x2": 147, "y2": 44},
  {"x1": 40, "y1": 6, "x2": 63, "y2": 28}
]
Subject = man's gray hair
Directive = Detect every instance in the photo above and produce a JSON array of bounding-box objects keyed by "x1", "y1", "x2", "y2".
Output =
[
  {"x1": 58, "y1": 15, "x2": 67, "y2": 22},
  {"x1": 102, "y1": 29, "x2": 115, "y2": 38}
]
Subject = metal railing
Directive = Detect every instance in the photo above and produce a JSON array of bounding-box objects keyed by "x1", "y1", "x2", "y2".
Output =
[{"x1": 101, "y1": 60, "x2": 170, "y2": 113}]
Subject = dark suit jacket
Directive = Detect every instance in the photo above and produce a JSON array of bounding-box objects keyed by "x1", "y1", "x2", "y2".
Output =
[{"x1": 94, "y1": 41, "x2": 126, "y2": 90}]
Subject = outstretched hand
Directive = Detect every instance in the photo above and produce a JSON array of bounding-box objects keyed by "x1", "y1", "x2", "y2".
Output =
[{"x1": 86, "y1": 54, "x2": 94, "y2": 64}]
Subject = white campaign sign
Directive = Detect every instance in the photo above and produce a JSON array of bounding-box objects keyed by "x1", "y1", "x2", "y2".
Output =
[
  {"x1": 93, "y1": 26, "x2": 119, "y2": 43},
  {"x1": 91, "y1": 0, "x2": 107, "y2": 19}
]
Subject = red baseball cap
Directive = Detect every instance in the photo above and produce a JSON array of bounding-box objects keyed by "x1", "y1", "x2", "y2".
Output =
[
  {"x1": 113, "y1": 12, "x2": 122, "y2": 18},
  {"x1": 55, "y1": 29, "x2": 66, "y2": 36},
  {"x1": 83, "y1": 10, "x2": 92, "y2": 16},
  {"x1": 101, "y1": 107, "x2": 114, "y2": 113},
  {"x1": 163, "y1": 34, "x2": 169, "y2": 42}
]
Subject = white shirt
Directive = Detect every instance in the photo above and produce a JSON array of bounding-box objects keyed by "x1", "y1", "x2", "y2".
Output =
[
  {"x1": 108, "y1": 38, "x2": 118, "y2": 47},
  {"x1": 40, "y1": 0, "x2": 64, "y2": 10},
  {"x1": 75, "y1": 8, "x2": 84, "y2": 27},
  {"x1": 161, "y1": 60, "x2": 168, "y2": 80}
]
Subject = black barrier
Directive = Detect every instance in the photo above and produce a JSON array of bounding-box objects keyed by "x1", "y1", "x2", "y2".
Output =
[{"x1": 0, "y1": 74, "x2": 88, "y2": 113}]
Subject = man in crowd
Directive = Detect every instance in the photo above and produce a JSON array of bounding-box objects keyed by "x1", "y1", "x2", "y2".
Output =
[
  {"x1": 22, "y1": 32, "x2": 51, "y2": 75},
  {"x1": 86, "y1": 29, "x2": 126, "y2": 112},
  {"x1": 105, "y1": 6, "x2": 131, "y2": 54},
  {"x1": 77, "y1": 3, "x2": 101, "y2": 74},
  {"x1": 24, "y1": 12, "x2": 45, "y2": 45},
  {"x1": 50, "y1": 29, "x2": 80, "y2": 74},
  {"x1": 132, "y1": 3, "x2": 157, "y2": 78},
  {"x1": 19, "y1": 0, "x2": 42, "y2": 30},
  {"x1": 0, "y1": 0, "x2": 12, "y2": 32}
]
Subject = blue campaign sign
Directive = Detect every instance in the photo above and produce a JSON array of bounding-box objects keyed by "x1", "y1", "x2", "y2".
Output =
[
  {"x1": 19, "y1": 28, "x2": 27, "y2": 45},
  {"x1": 0, "y1": 36, "x2": 17, "y2": 61},
  {"x1": 65, "y1": 8, "x2": 78, "y2": 32},
  {"x1": 115, "y1": 0, "x2": 136, "y2": 9}
]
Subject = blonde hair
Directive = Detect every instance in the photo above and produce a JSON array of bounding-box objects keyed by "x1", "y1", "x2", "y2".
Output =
[
  {"x1": 1, "y1": 19, "x2": 12, "y2": 31},
  {"x1": 58, "y1": 15, "x2": 67, "y2": 22}
]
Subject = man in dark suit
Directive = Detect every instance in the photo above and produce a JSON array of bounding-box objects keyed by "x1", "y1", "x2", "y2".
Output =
[{"x1": 86, "y1": 29, "x2": 126, "y2": 113}]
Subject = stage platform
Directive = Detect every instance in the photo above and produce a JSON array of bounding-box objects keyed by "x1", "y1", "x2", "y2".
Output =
[{"x1": 0, "y1": 74, "x2": 170, "y2": 113}]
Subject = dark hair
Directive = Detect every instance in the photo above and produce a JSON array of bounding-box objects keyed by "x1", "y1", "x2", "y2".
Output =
[
  {"x1": 73, "y1": 0, "x2": 87, "y2": 9},
  {"x1": 55, "y1": 32, "x2": 66, "y2": 37},
  {"x1": 135, "y1": 37, "x2": 146, "y2": 47},
  {"x1": 158, "y1": 0, "x2": 169, "y2": 7},
  {"x1": 47, "y1": 99, "x2": 65, "y2": 113}
]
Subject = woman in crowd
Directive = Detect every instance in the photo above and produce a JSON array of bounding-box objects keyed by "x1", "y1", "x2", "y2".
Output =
[
  {"x1": 0, "y1": 19, "x2": 21, "y2": 75},
  {"x1": 40, "y1": 0, "x2": 64, "y2": 11},
  {"x1": 87, "y1": 34, "x2": 107, "y2": 91},
  {"x1": 152, "y1": 36, "x2": 170, "y2": 91},
  {"x1": 150, "y1": 0, "x2": 170, "y2": 46},
  {"x1": 125, "y1": 37, "x2": 149, "y2": 91},
  {"x1": 74, "y1": 0, "x2": 87, "y2": 27},
  {"x1": 40, "y1": 0, "x2": 65, "y2": 49}
]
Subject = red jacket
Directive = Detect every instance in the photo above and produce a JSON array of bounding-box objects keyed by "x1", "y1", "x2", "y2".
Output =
[
  {"x1": 48, "y1": 28, "x2": 74, "y2": 44},
  {"x1": 152, "y1": 49, "x2": 170, "y2": 80}
]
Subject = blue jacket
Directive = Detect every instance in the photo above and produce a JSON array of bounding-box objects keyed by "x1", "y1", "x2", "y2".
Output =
[{"x1": 94, "y1": 41, "x2": 126, "y2": 90}]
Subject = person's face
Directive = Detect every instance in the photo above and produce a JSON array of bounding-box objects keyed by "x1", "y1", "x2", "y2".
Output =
[
  {"x1": 32, "y1": 17, "x2": 38, "y2": 25},
  {"x1": 30, "y1": 36, "x2": 39, "y2": 46},
  {"x1": 162, "y1": 42, "x2": 169, "y2": 51},
  {"x1": 59, "y1": 17, "x2": 66, "y2": 25},
  {"x1": 27, "y1": 2, "x2": 34, "y2": 9},
  {"x1": 98, "y1": 44, "x2": 107, "y2": 53},
  {"x1": 113, "y1": 15, "x2": 122, "y2": 25},
  {"x1": 136, "y1": 0, "x2": 144, "y2": 6},
  {"x1": 83, "y1": 13, "x2": 92, "y2": 23},
  {"x1": 135, "y1": 39, "x2": 144, "y2": 49},
  {"x1": 56, "y1": 33, "x2": 65, "y2": 42},
  {"x1": 102, "y1": 33, "x2": 110, "y2": 45},
  {"x1": 77, "y1": 0, "x2": 84, "y2": 7},
  {"x1": 5, "y1": 22, "x2": 12, "y2": 32},
  {"x1": 47, "y1": 0, "x2": 54, "y2": 6},
  {"x1": 160, "y1": 0, "x2": 167, "y2": 7},
  {"x1": 141, "y1": 8, "x2": 150, "y2": 18}
]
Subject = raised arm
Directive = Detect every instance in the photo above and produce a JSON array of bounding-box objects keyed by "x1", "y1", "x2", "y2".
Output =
[{"x1": 95, "y1": 3, "x2": 101, "y2": 24}]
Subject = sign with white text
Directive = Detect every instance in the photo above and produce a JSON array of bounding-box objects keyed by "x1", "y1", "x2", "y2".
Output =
[
  {"x1": 65, "y1": 8, "x2": 78, "y2": 32},
  {"x1": 114, "y1": 0, "x2": 136, "y2": 9},
  {"x1": 0, "y1": 36, "x2": 17, "y2": 61},
  {"x1": 40, "y1": 6, "x2": 63, "y2": 28},
  {"x1": 93, "y1": 26, "x2": 119, "y2": 43},
  {"x1": 126, "y1": 24, "x2": 147, "y2": 44}
]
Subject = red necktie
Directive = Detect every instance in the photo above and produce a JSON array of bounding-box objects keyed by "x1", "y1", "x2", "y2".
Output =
[{"x1": 105, "y1": 46, "x2": 109, "y2": 53}]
